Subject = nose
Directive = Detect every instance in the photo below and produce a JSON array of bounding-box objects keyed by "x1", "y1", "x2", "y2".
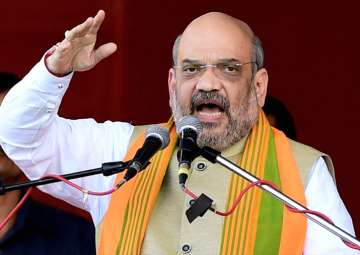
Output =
[{"x1": 195, "y1": 67, "x2": 223, "y2": 92}]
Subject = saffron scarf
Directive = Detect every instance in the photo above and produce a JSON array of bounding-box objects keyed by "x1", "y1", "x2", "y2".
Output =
[{"x1": 99, "y1": 111, "x2": 306, "y2": 254}]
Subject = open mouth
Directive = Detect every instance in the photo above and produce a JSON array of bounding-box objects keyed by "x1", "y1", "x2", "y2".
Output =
[
  {"x1": 196, "y1": 99, "x2": 225, "y2": 112},
  {"x1": 194, "y1": 99, "x2": 226, "y2": 121}
]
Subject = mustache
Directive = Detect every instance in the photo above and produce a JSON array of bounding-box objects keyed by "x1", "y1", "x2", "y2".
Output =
[{"x1": 190, "y1": 91, "x2": 230, "y2": 113}]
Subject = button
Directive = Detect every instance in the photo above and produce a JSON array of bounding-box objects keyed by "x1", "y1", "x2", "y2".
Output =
[
  {"x1": 195, "y1": 161, "x2": 207, "y2": 171},
  {"x1": 58, "y1": 83, "x2": 64, "y2": 89},
  {"x1": 181, "y1": 243, "x2": 192, "y2": 254},
  {"x1": 188, "y1": 199, "x2": 196, "y2": 207}
]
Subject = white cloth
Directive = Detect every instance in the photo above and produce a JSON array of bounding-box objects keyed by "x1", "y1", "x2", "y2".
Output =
[{"x1": 0, "y1": 59, "x2": 358, "y2": 254}]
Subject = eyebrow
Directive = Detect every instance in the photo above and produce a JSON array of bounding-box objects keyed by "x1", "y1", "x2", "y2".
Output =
[
  {"x1": 181, "y1": 59, "x2": 202, "y2": 65},
  {"x1": 217, "y1": 58, "x2": 241, "y2": 64},
  {"x1": 181, "y1": 58, "x2": 241, "y2": 65}
]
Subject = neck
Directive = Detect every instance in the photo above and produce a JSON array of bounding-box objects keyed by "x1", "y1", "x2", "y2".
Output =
[{"x1": 0, "y1": 190, "x2": 21, "y2": 240}]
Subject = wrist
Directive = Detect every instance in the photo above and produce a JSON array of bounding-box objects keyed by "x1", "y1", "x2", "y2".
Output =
[{"x1": 44, "y1": 50, "x2": 73, "y2": 77}]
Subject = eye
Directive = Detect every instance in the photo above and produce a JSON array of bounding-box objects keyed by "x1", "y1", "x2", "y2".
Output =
[
  {"x1": 183, "y1": 64, "x2": 201, "y2": 74},
  {"x1": 222, "y1": 63, "x2": 241, "y2": 73}
]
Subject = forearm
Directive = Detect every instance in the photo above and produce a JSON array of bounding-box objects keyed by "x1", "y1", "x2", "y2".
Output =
[{"x1": 0, "y1": 56, "x2": 73, "y2": 149}]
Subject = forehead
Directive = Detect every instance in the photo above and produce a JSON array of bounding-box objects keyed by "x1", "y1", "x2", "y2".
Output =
[{"x1": 178, "y1": 20, "x2": 252, "y2": 63}]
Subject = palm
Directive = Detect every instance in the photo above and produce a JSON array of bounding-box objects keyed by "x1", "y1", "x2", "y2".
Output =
[
  {"x1": 70, "y1": 34, "x2": 98, "y2": 72},
  {"x1": 46, "y1": 10, "x2": 117, "y2": 75}
]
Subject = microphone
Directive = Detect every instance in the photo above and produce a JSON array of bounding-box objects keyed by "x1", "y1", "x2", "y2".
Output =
[
  {"x1": 123, "y1": 125, "x2": 170, "y2": 181},
  {"x1": 176, "y1": 116, "x2": 203, "y2": 185}
]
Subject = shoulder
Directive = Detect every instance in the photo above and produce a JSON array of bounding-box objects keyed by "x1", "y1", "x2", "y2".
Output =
[
  {"x1": 287, "y1": 139, "x2": 335, "y2": 186},
  {"x1": 288, "y1": 139, "x2": 324, "y2": 164}
]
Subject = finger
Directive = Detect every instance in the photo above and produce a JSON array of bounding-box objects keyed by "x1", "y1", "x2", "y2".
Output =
[
  {"x1": 67, "y1": 17, "x2": 93, "y2": 40},
  {"x1": 66, "y1": 17, "x2": 94, "y2": 41},
  {"x1": 89, "y1": 10, "x2": 105, "y2": 35},
  {"x1": 93, "y1": 42, "x2": 117, "y2": 64}
]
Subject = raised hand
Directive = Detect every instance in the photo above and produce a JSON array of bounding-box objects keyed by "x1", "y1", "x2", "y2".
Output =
[{"x1": 46, "y1": 10, "x2": 117, "y2": 76}]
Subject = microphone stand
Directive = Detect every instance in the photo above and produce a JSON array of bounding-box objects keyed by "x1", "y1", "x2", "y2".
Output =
[
  {"x1": 199, "y1": 146, "x2": 360, "y2": 248},
  {"x1": 0, "y1": 161, "x2": 130, "y2": 195}
]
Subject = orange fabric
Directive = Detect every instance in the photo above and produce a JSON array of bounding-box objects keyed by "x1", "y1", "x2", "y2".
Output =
[
  {"x1": 98, "y1": 120, "x2": 176, "y2": 255},
  {"x1": 274, "y1": 128, "x2": 307, "y2": 255},
  {"x1": 220, "y1": 112, "x2": 306, "y2": 254},
  {"x1": 98, "y1": 133, "x2": 145, "y2": 255}
]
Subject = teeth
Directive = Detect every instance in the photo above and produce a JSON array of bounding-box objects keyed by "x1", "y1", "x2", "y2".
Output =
[{"x1": 198, "y1": 111, "x2": 222, "y2": 117}]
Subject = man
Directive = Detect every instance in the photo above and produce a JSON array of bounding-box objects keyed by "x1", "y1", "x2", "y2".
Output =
[
  {"x1": 0, "y1": 72, "x2": 96, "y2": 255},
  {"x1": 0, "y1": 10, "x2": 357, "y2": 254}
]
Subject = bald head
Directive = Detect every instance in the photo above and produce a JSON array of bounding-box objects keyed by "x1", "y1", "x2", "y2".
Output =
[
  {"x1": 172, "y1": 12, "x2": 263, "y2": 73},
  {"x1": 185, "y1": 12, "x2": 254, "y2": 42}
]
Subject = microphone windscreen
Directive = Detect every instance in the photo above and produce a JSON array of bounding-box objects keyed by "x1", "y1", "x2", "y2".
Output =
[
  {"x1": 176, "y1": 116, "x2": 203, "y2": 135},
  {"x1": 146, "y1": 125, "x2": 170, "y2": 149}
]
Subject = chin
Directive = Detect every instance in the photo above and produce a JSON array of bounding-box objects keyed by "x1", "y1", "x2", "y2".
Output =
[
  {"x1": 197, "y1": 127, "x2": 229, "y2": 150},
  {"x1": 201, "y1": 118, "x2": 227, "y2": 131}
]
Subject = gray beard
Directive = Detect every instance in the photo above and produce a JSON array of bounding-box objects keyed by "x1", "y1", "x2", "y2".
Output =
[{"x1": 170, "y1": 84, "x2": 259, "y2": 151}]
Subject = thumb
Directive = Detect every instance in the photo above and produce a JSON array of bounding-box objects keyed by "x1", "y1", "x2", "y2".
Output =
[{"x1": 93, "y1": 42, "x2": 117, "y2": 64}]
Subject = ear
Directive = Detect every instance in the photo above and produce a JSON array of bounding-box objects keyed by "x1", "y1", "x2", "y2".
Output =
[
  {"x1": 168, "y1": 68, "x2": 176, "y2": 106},
  {"x1": 253, "y1": 68, "x2": 268, "y2": 107}
]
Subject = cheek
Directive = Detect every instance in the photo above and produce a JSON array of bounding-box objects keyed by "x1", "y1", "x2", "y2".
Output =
[
  {"x1": 176, "y1": 81, "x2": 196, "y2": 106},
  {"x1": 227, "y1": 88, "x2": 245, "y2": 109},
  {"x1": 226, "y1": 80, "x2": 254, "y2": 109}
]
